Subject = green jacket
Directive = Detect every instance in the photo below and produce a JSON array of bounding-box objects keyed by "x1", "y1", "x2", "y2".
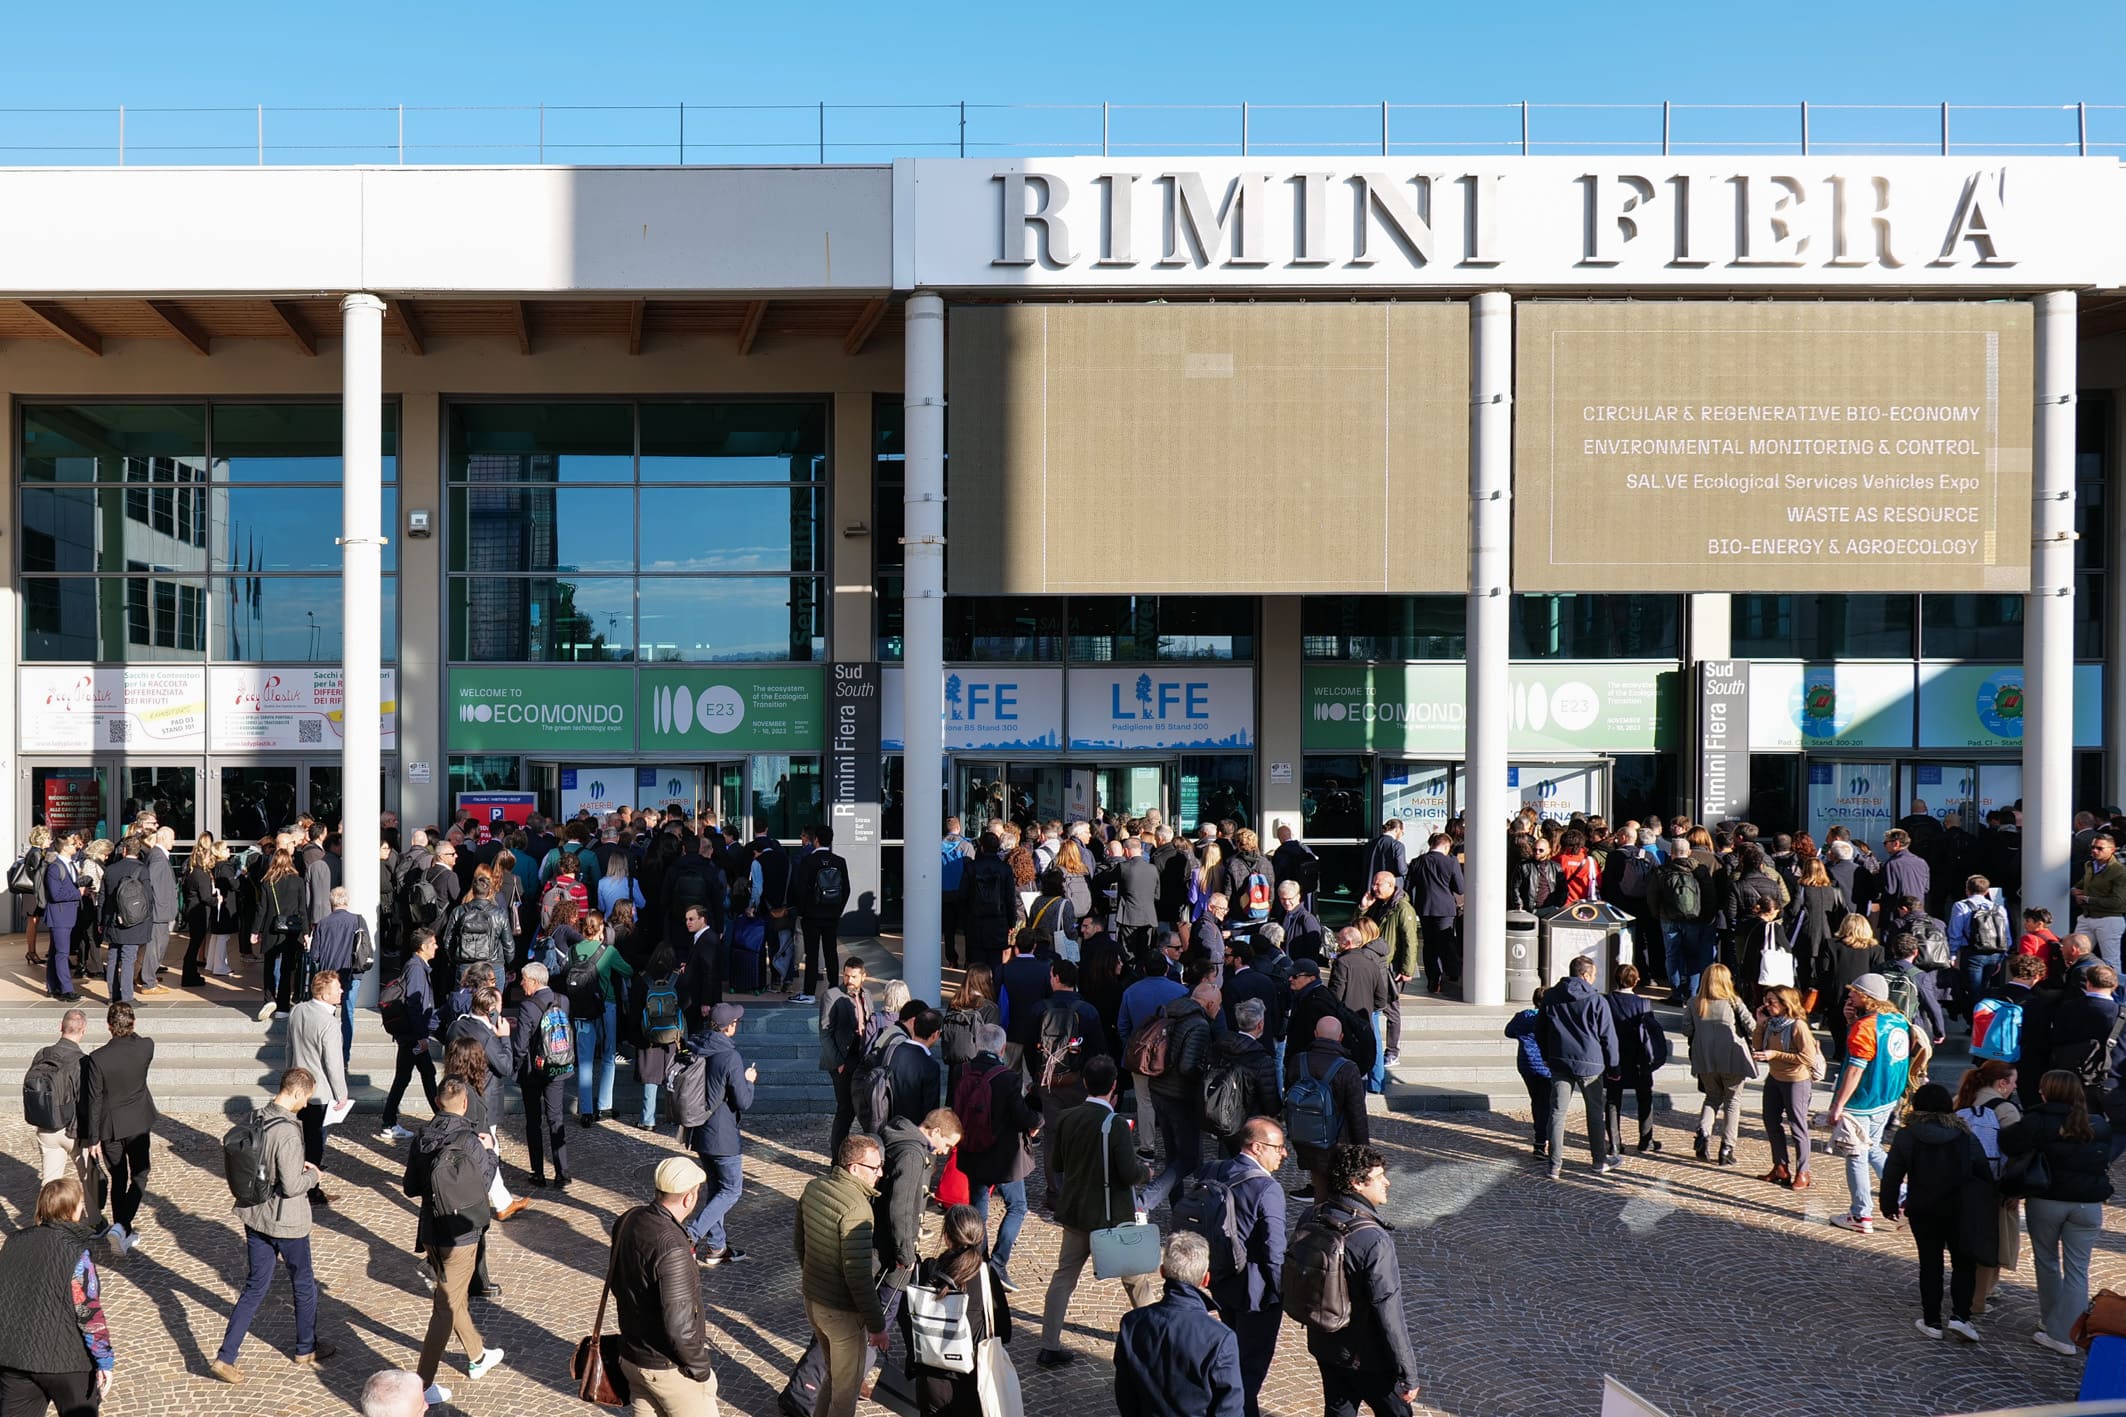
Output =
[
  {"x1": 571, "y1": 936, "x2": 636, "y2": 1005},
  {"x1": 2079, "y1": 860, "x2": 2126, "y2": 918},
  {"x1": 793, "y1": 1165, "x2": 885, "y2": 1329},
  {"x1": 1366, "y1": 893, "x2": 1422, "y2": 980}
]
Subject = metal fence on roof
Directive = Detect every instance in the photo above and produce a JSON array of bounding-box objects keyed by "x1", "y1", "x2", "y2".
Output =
[{"x1": 0, "y1": 100, "x2": 2119, "y2": 166}]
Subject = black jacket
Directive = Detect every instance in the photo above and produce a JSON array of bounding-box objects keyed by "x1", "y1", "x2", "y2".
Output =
[
  {"x1": 85, "y1": 1033, "x2": 156, "y2": 1143},
  {"x1": 1283, "y1": 981, "x2": 1376, "y2": 1087},
  {"x1": 953, "y1": 1052, "x2": 1039, "y2": 1187},
  {"x1": 874, "y1": 1117, "x2": 936, "y2": 1280},
  {"x1": 885, "y1": 1037, "x2": 943, "y2": 1127},
  {"x1": 0, "y1": 1219, "x2": 104, "y2": 1375},
  {"x1": 2001, "y1": 1101, "x2": 2117, "y2": 1204},
  {"x1": 683, "y1": 926, "x2": 723, "y2": 1021},
  {"x1": 1299, "y1": 1194, "x2": 1416, "y2": 1386},
  {"x1": 30, "y1": 1038, "x2": 86, "y2": 1139},
  {"x1": 404, "y1": 1109, "x2": 490, "y2": 1249},
  {"x1": 99, "y1": 854, "x2": 156, "y2": 947},
  {"x1": 1273, "y1": 904, "x2": 1326, "y2": 961},
  {"x1": 1206, "y1": 1032, "x2": 1280, "y2": 1138},
  {"x1": 998, "y1": 953, "x2": 1055, "y2": 1049},
  {"x1": 1880, "y1": 1113, "x2": 1999, "y2": 1265},
  {"x1": 444, "y1": 1014, "x2": 513, "y2": 1123},
  {"x1": 1152, "y1": 844, "x2": 1194, "y2": 922},
  {"x1": 609, "y1": 1203, "x2": 714, "y2": 1380},
  {"x1": 958, "y1": 855, "x2": 1018, "y2": 956},
  {"x1": 1288, "y1": 1041, "x2": 1369, "y2": 1151},
  {"x1": 1327, "y1": 938, "x2": 1394, "y2": 1016},
  {"x1": 790, "y1": 850, "x2": 851, "y2": 924},
  {"x1": 513, "y1": 987, "x2": 571, "y2": 1080},
  {"x1": 1147, "y1": 997, "x2": 1214, "y2": 1100}
]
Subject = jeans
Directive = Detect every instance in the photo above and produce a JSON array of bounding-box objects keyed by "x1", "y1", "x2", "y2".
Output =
[
  {"x1": 684, "y1": 1152, "x2": 744, "y2": 1252},
  {"x1": 1958, "y1": 951, "x2": 2001, "y2": 1016},
  {"x1": 1524, "y1": 1072, "x2": 1554, "y2": 1153},
  {"x1": 105, "y1": 942, "x2": 139, "y2": 1004},
  {"x1": 525, "y1": 1071, "x2": 571, "y2": 1182},
  {"x1": 1368, "y1": 1010, "x2": 1388, "y2": 1093},
  {"x1": 340, "y1": 976, "x2": 361, "y2": 1067},
  {"x1": 576, "y1": 1001, "x2": 618, "y2": 1114},
  {"x1": 1905, "y1": 1209, "x2": 1976, "y2": 1326},
  {"x1": 1547, "y1": 1074, "x2": 1607, "y2": 1169},
  {"x1": 970, "y1": 1178, "x2": 1028, "y2": 1274},
  {"x1": 1763, "y1": 1077, "x2": 1813, "y2": 1174},
  {"x1": 1841, "y1": 1108, "x2": 1892, "y2": 1219},
  {"x1": 639, "y1": 1081, "x2": 661, "y2": 1128},
  {"x1": 1661, "y1": 922, "x2": 1692, "y2": 994},
  {"x1": 216, "y1": 1229, "x2": 317, "y2": 1363},
  {"x1": 2026, "y1": 1196, "x2": 2104, "y2": 1342},
  {"x1": 2084, "y1": 915, "x2": 2125, "y2": 974}
]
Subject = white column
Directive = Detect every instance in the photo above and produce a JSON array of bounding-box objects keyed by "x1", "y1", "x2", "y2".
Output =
[
  {"x1": 1464, "y1": 291, "x2": 1512, "y2": 1007},
  {"x1": 341, "y1": 294, "x2": 386, "y2": 993},
  {"x1": 901, "y1": 292, "x2": 946, "y2": 1007},
  {"x1": 2024, "y1": 291, "x2": 2076, "y2": 929},
  {"x1": 2108, "y1": 395, "x2": 2126, "y2": 811}
]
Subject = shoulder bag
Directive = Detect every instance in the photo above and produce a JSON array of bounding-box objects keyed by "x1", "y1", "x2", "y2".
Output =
[
  {"x1": 972, "y1": 1261, "x2": 1026, "y2": 1417},
  {"x1": 571, "y1": 1212, "x2": 634, "y2": 1405},
  {"x1": 1088, "y1": 1111, "x2": 1159, "y2": 1280}
]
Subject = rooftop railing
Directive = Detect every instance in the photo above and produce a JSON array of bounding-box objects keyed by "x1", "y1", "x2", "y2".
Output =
[{"x1": 0, "y1": 100, "x2": 2121, "y2": 167}]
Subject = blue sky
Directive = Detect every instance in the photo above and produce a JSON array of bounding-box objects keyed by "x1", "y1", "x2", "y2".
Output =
[{"x1": 4, "y1": 2, "x2": 2121, "y2": 163}]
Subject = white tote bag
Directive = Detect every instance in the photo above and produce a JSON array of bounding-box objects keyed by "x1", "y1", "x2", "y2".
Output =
[
  {"x1": 1087, "y1": 1112, "x2": 1160, "y2": 1280},
  {"x1": 907, "y1": 1281, "x2": 975, "y2": 1375},
  {"x1": 972, "y1": 1263, "x2": 1024, "y2": 1417}
]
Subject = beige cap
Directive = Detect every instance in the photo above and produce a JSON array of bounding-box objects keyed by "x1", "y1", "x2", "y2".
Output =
[{"x1": 653, "y1": 1157, "x2": 708, "y2": 1194}]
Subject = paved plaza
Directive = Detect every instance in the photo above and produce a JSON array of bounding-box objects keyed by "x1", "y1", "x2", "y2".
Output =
[{"x1": 4, "y1": 1092, "x2": 2115, "y2": 1417}]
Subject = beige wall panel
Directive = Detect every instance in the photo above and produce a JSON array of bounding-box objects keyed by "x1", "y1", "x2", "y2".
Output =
[
  {"x1": 1515, "y1": 302, "x2": 2033, "y2": 593},
  {"x1": 948, "y1": 304, "x2": 1468, "y2": 595}
]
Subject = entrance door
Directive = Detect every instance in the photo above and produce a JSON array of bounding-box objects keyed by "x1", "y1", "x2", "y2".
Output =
[
  {"x1": 219, "y1": 764, "x2": 298, "y2": 843},
  {"x1": 28, "y1": 766, "x2": 110, "y2": 842},
  {"x1": 956, "y1": 761, "x2": 1006, "y2": 835},
  {"x1": 1507, "y1": 762, "x2": 1606, "y2": 822},
  {"x1": 1381, "y1": 760, "x2": 1453, "y2": 839},
  {"x1": 122, "y1": 765, "x2": 198, "y2": 843},
  {"x1": 1901, "y1": 761, "x2": 1980, "y2": 829}
]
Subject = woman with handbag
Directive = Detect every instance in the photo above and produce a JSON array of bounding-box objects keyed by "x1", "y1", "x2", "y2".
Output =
[
  {"x1": 1788, "y1": 855, "x2": 1850, "y2": 1004},
  {"x1": 1880, "y1": 1081, "x2": 1997, "y2": 1342},
  {"x1": 2000, "y1": 1070, "x2": 2115, "y2": 1355},
  {"x1": 1752, "y1": 985, "x2": 1823, "y2": 1188},
  {"x1": 899, "y1": 1204, "x2": 1015, "y2": 1416},
  {"x1": 1680, "y1": 964, "x2": 1755, "y2": 1167},
  {"x1": 250, "y1": 849, "x2": 308, "y2": 1022},
  {"x1": 1954, "y1": 1060, "x2": 2024, "y2": 1315}
]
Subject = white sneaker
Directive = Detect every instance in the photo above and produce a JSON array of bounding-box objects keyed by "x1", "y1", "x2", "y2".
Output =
[
  {"x1": 1914, "y1": 1318, "x2": 1943, "y2": 1339},
  {"x1": 423, "y1": 1384, "x2": 452, "y2": 1405},
  {"x1": 255, "y1": 1002, "x2": 278, "y2": 1023},
  {"x1": 2034, "y1": 1330, "x2": 2080, "y2": 1356},
  {"x1": 375, "y1": 1124, "x2": 415, "y2": 1142},
  {"x1": 1946, "y1": 1319, "x2": 1980, "y2": 1343},
  {"x1": 468, "y1": 1347, "x2": 505, "y2": 1380},
  {"x1": 103, "y1": 1223, "x2": 127, "y2": 1256},
  {"x1": 792, "y1": 993, "x2": 816, "y2": 1004}
]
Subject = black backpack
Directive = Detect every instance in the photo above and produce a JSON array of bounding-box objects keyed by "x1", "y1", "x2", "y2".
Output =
[
  {"x1": 1282, "y1": 1203, "x2": 1381, "y2": 1332},
  {"x1": 22, "y1": 1048, "x2": 72, "y2": 1133},
  {"x1": 446, "y1": 906, "x2": 497, "y2": 973},
  {"x1": 667, "y1": 1048, "x2": 714, "y2": 1129},
  {"x1": 400, "y1": 871, "x2": 444, "y2": 929},
  {"x1": 812, "y1": 855, "x2": 849, "y2": 915},
  {"x1": 940, "y1": 1007, "x2": 981, "y2": 1065},
  {"x1": 973, "y1": 864, "x2": 1015, "y2": 922},
  {"x1": 851, "y1": 1034, "x2": 905, "y2": 1134},
  {"x1": 1035, "y1": 998, "x2": 1086, "y2": 1088},
  {"x1": 1173, "y1": 1168, "x2": 1247, "y2": 1281},
  {"x1": 222, "y1": 1110, "x2": 292, "y2": 1209},
  {"x1": 1201, "y1": 1052, "x2": 1249, "y2": 1138},
  {"x1": 107, "y1": 874, "x2": 152, "y2": 931},
  {"x1": 563, "y1": 945, "x2": 610, "y2": 1018}
]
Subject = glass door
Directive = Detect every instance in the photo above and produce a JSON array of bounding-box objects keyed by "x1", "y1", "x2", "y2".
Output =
[
  {"x1": 1901, "y1": 761, "x2": 1979, "y2": 830},
  {"x1": 1805, "y1": 760, "x2": 1896, "y2": 845},
  {"x1": 29, "y1": 766, "x2": 109, "y2": 842},
  {"x1": 956, "y1": 761, "x2": 1005, "y2": 836},
  {"x1": 123, "y1": 765, "x2": 198, "y2": 851},
  {"x1": 219, "y1": 764, "x2": 298, "y2": 843},
  {"x1": 307, "y1": 764, "x2": 344, "y2": 828},
  {"x1": 1381, "y1": 760, "x2": 1453, "y2": 840},
  {"x1": 1507, "y1": 762, "x2": 1607, "y2": 822}
]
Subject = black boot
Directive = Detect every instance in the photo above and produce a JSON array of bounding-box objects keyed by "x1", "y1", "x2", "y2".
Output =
[{"x1": 1693, "y1": 1133, "x2": 1710, "y2": 1161}]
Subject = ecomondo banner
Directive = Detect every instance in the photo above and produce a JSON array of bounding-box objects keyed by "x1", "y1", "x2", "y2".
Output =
[
  {"x1": 448, "y1": 667, "x2": 634, "y2": 753},
  {"x1": 1302, "y1": 664, "x2": 1676, "y2": 755}
]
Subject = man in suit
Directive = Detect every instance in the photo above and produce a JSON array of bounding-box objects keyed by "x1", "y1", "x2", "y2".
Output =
[
  {"x1": 681, "y1": 905, "x2": 721, "y2": 1025},
  {"x1": 885, "y1": 1008, "x2": 945, "y2": 1126},
  {"x1": 1095, "y1": 839, "x2": 1162, "y2": 963},
  {"x1": 141, "y1": 826, "x2": 179, "y2": 994},
  {"x1": 997, "y1": 934, "x2": 1056, "y2": 1070},
  {"x1": 1200, "y1": 1117, "x2": 1287, "y2": 1417},
  {"x1": 1362, "y1": 819, "x2": 1407, "y2": 896},
  {"x1": 86, "y1": 1001, "x2": 157, "y2": 1254},
  {"x1": 99, "y1": 834, "x2": 155, "y2": 1005},
  {"x1": 1150, "y1": 828, "x2": 1194, "y2": 933},
  {"x1": 1037, "y1": 1054, "x2": 1157, "y2": 1369},
  {"x1": 1409, "y1": 831, "x2": 1467, "y2": 995},
  {"x1": 512, "y1": 961, "x2": 573, "y2": 1189}
]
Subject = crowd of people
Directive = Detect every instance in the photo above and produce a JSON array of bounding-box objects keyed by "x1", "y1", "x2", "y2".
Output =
[{"x1": 5, "y1": 790, "x2": 2125, "y2": 1413}]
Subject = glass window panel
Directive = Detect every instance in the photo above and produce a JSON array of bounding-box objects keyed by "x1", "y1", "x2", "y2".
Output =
[
  {"x1": 124, "y1": 768, "x2": 195, "y2": 843},
  {"x1": 1730, "y1": 594, "x2": 1914, "y2": 659},
  {"x1": 1920, "y1": 594, "x2": 2023, "y2": 661},
  {"x1": 449, "y1": 576, "x2": 631, "y2": 662},
  {"x1": 30, "y1": 767, "x2": 109, "y2": 841},
  {"x1": 1154, "y1": 596, "x2": 1253, "y2": 661},
  {"x1": 1179, "y1": 756, "x2": 1252, "y2": 830},
  {"x1": 20, "y1": 486, "x2": 206, "y2": 574},
  {"x1": 750, "y1": 755, "x2": 822, "y2": 841},
  {"x1": 2079, "y1": 572, "x2": 2104, "y2": 661},
  {"x1": 449, "y1": 485, "x2": 635, "y2": 574},
  {"x1": 1302, "y1": 756, "x2": 1371, "y2": 841},
  {"x1": 218, "y1": 487, "x2": 346, "y2": 572},
  {"x1": 1510, "y1": 594, "x2": 1679, "y2": 659},
  {"x1": 209, "y1": 403, "x2": 399, "y2": 482},
  {"x1": 877, "y1": 572, "x2": 904, "y2": 662},
  {"x1": 22, "y1": 576, "x2": 205, "y2": 661},
  {"x1": 638, "y1": 402, "x2": 826, "y2": 482},
  {"x1": 448, "y1": 755, "x2": 521, "y2": 800},
  {"x1": 448, "y1": 403, "x2": 632, "y2": 483},
  {"x1": 639, "y1": 487, "x2": 821, "y2": 573},
  {"x1": 212, "y1": 575, "x2": 398, "y2": 662},
  {"x1": 220, "y1": 766, "x2": 299, "y2": 842},
  {"x1": 637, "y1": 577, "x2": 823, "y2": 663},
  {"x1": 21, "y1": 404, "x2": 205, "y2": 483},
  {"x1": 944, "y1": 596, "x2": 1063, "y2": 661},
  {"x1": 1301, "y1": 595, "x2": 1465, "y2": 660}
]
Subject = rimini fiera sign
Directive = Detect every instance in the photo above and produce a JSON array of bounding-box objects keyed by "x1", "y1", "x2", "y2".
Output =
[{"x1": 896, "y1": 157, "x2": 2116, "y2": 289}]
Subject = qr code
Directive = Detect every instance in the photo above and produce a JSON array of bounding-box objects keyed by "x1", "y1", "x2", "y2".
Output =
[
  {"x1": 106, "y1": 719, "x2": 131, "y2": 745},
  {"x1": 298, "y1": 720, "x2": 322, "y2": 744}
]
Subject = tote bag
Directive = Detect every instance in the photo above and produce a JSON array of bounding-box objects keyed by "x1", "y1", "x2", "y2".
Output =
[
  {"x1": 1088, "y1": 1112, "x2": 1160, "y2": 1280},
  {"x1": 972, "y1": 1263, "x2": 1025, "y2": 1417}
]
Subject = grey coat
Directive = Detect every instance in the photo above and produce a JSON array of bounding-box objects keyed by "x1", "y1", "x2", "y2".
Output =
[
  {"x1": 235, "y1": 1101, "x2": 315, "y2": 1238},
  {"x1": 146, "y1": 847, "x2": 178, "y2": 925},
  {"x1": 1681, "y1": 996, "x2": 1756, "y2": 1082},
  {"x1": 284, "y1": 999, "x2": 348, "y2": 1104}
]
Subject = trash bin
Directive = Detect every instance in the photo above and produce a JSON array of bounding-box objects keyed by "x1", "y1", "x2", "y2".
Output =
[
  {"x1": 1539, "y1": 901, "x2": 1636, "y2": 993},
  {"x1": 1504, "y1": 911, "x2": 1540, "y2": 1002}
]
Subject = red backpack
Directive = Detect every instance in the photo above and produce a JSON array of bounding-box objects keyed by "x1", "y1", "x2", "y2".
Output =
[{"x1": 952, "y1": 1062, "x2": 1012, "y2": 1153}]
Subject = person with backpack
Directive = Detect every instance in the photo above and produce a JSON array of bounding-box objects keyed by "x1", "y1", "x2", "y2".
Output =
[
  {"x1": 958, "y1": 834, "x2": 1019, "y2": 973},
  {"x1": 441, "y1": 873, "x2": 511, "y2": 996},
  {"x1": 1135, "y1": 982, "x2": 1216, "y2": 1215},
  {"x1": 896, "y1": 1202, "x2": 1013, "y2": 1417},
  {"x1": 1205, "y1": 997, "x2": 1280, "y2": 1160},
  {"x1": 83, "y1": 1001, "x2": 155, "y2": 1258},
  {"x1": 1880, "y1": 1081, "x2": 1997, "y2": 1343},
  {"x1": 1827, "y1": 973, "x2": 1933, "y2": 1236},
  {"x1": 1285, "y1": 1143, "x2": 1418, "y2": 1415},
  {"x1": 1953, "y1": 1059, "x2": 2025, "y2": 1317},
  {"x1": 885, "y1": 1009, "x2": 947, "y2": 1130},
  {"x1": 1949, "y1": 874, "x2": 2013, "y2": 1022},
  {"x1": 1216, "y1": 829, "x2": 1277, "y2": 949},
  {"x1": 208, "y1": 1067, "x2": 332, "y2": 1383},
  {"x1": 377, "y1": 928, "x2": 442, "y2": 1143},
  {"x1": 1820, "y1": 915, "x2": 1891, "y2": 1068},
  {"x1": 2003, "y1": 1070, "x2": 2116, "y2": 1355},
  {"x1": 1035, "y1": 1055, "x2": 1158, "y2": 1370},
  {"x1": 630, "y1": 942, "x2": 685, "y2": 1131},
  {"x1": 511, "y1": 960, "x2": 574, "y2": 1190},
  {"x1": 2037, "y1": 962, "x2": 2123, "y2": 1119},
  {"x1": 1030, "y1": 959, "x2": 1104, "y2": 1199},
  {"x1": 1652, "y1": 838, "x2": 1715, "y2": 1000},
  {"x1": 877, "y1": 1107, "x2": 963, "y2": 1308},
  {"x1": 1288, "y1": 1015, "x2": 1369, "y2": 1203},
  {"x1": 788, "y1": 822, "x2": 852, "y2": 1005},
  {"x1": 955, "y1": 1022, "x2": 1039, "y2": 1293},
  {"x1": 1885, "y1": 934, "x2": 1950, "y2": 1050},
  {"x1": 1603, "y1": 964, "x2": 1669, "y2": 1157},
  {"x1": 565, "y1": 910, "x2": 634, "y2": 1128},
  {"x1": 405, "y1": 1079, "x2": 504, "y2": 1406},
  {"x1": 97, "y1": 834, "x2": 155, "y2": 1007},
  {"x1": 680, "y1": 1002, "x2": 758, "y2": 1267},
  {"x1": 746, "y1": 827, "x2": 795, "y2": 988},
  {"x1": 1111, "y1": 1230, "x2": 1245, "y2": 1417},
  {"x1": 998, "y1": 930, "x2": 1057, "y2": 1070},
  {"x1": 25, "y1": 1009, "x2": 90, "y2": 1188},
  {"x1": 1173, "y1": 1116, "x2": 1285, "y2": 1417},
  {"x1": 1537, "y1": 955, "x2": 1620, "y2": 1180}
]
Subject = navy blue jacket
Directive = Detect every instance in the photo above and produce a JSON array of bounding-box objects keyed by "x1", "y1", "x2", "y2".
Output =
[
  {"x1": 1408, "y1": 849, "x2": 1465, "y2": 918},
  {"x1": 41, "y1": 856, "x2": 81, "y2": 928},
  {"x1": 1273, "y1": 904, "x2": 1325, "y2": 961},
  {"x1": 1205, "y1": 1153, "x2": 1285, "y2": 1316},
  {"x1": 1604, "y1": 989, "x2": 1668, "y2": 1084},
  {"x1": 998, "y1": 952, "x2": 1055, "y2": 1049},
  {"x1": 512, "y1": 986, "x2": 569, "y2": 1079},
  {"x1": 885, "y1": 1036, "x2": 943, "y2": 1126},
  {"x1": 395, "y1": 955, "x2": 440, "y2": 1042},
  {"x1": 1538, "y1": 976, "x2": 1619, "y2": 1079},
  {"x1": 1299, "y1": 1194, "x2": 1417, "y2": 1387},
  {"x1": 309, "y1": 908, "x2": 367, "y2": 976},
  {"x1": 1113, "y1": 1280, "x2": 1245, "y2": 1417},
  {"x1": 1219, "y1": 965, "x2": 1279, "y2": 1036},
  {"x1": 687, "y1": 1029, "x2": 754, "y2": 1157}
]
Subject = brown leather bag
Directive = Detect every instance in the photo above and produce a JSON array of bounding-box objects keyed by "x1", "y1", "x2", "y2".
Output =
[
  {"x1": 572, "y1": 1223, "x2": 633, "y2": 1404},
  {"x1": 2071, "y1": 1288, "x2": 2126, "y2": 1349}
]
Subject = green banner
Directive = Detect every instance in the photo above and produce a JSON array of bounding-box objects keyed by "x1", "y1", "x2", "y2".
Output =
[
  {"x1": 1304, "y1": 663, "x2": 1677, "y2": 754},
  {"x1": 448, "y1": 667, "x2": 635, "y2": 753},
  {"x1": 640, "y1": 667, "x2": 824, "y2": 752}
]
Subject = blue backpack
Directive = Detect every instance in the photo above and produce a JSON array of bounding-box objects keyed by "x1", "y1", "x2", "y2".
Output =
[
  {"x1": 1971, "y1": 994, "x2": 2024, "y2": 1062},
  {"x1": 1285, "y1": 1057, "x2": 1347, "y2": 1151}
]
